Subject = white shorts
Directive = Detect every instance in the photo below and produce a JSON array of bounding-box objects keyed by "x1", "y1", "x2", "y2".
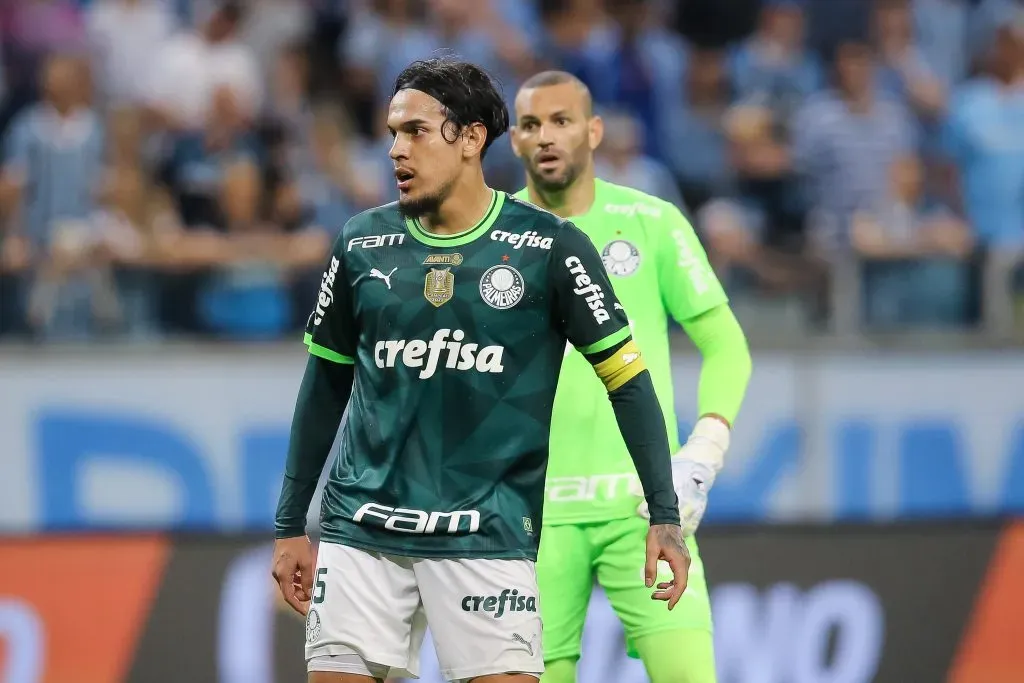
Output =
[{"x1": 305, "y1": 541, "x2": 544, "y2": 682}]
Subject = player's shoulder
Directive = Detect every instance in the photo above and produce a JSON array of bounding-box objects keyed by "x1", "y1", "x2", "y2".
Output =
[
  {"x1": 503, "y1": 192, "x2": 568, "y2": 229},
  {"x1": 345, "y1": 201, "x2": 405, "y2": 233},
  {"x1": 331, "y1": 202, "x2": 408, "y2": 255},
  {"x1": 500, "y1": 191, "x2": 582, "y2": 245},
  {"x1": 595, "y1": 179, "x2": 683, "y2": 224}
]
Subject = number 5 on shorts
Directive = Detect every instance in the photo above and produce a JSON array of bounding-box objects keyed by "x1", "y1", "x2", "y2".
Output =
[{"x1": 313, "y1": 567, "x2": 327, "y2": 604}]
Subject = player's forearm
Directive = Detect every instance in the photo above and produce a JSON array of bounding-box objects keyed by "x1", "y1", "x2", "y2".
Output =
[
  {"x1": 274, "y1": 355, "x2": 353, "y2": 538},
  {"x1": 584, "y1": 337, "x2": 680, "y2": 525},
  {"x1": 607, "y1": 370, "x2": 680, "y2": 526},
  {"x1": 681, "y1": 304, "x2": 752, "y2": 427}
]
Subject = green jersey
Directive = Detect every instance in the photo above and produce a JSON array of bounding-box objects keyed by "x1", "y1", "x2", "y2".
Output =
[
  {"x1": 515, "y1": 179, "x2": 728, "y2": 524},
  {"x1": 305, "y1": 190, "x2": 635, "y2": 560}
]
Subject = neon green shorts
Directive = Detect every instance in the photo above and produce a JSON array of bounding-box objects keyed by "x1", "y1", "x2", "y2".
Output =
[{"x1": 536, "y1": 515, "x2": 713, "y2": 662}]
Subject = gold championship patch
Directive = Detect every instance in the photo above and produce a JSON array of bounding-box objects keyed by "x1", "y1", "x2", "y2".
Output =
[
  {"x1": 423, "y1": 253, "x2": 464, "y2": 266},
  {"x1": 593, "y1": 339, "x2": 645, "y2": 391},
  {"x1": 424, "y1": 268, "x2": 455, "y2": 307}
]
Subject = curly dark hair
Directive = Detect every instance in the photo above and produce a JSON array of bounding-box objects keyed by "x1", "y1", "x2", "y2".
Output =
[{"x1": 392, "y1": 56, "x2": 510, "y2": 160}]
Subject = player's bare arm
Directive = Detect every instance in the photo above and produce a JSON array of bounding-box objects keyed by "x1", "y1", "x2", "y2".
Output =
[{"x1": 272, "y1": 355, "x2": 354, "y2": 615}]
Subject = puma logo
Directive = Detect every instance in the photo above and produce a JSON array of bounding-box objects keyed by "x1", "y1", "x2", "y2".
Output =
[
  {"x1": 369, "y1": 267, "x2": 397, "y2": 289},
  {"x1": 512, "y1": 632, "x2": 536, "y2": 657}
]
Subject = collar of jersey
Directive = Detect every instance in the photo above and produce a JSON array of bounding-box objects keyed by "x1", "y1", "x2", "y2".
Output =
[
  {"x1": 567, "y1": 178, "x2": 610, "y2": 220},
  {"x1": 513, "y1": 179, "x2": 608, "y2": 220},
  {"x1": 404, "y1": 189, "x2": 504, "y2": 247}
]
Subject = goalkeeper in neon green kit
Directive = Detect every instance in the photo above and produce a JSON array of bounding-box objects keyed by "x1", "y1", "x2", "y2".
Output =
[{"x1": 510, "y1": 71, "x2": 753, "y2": 683}]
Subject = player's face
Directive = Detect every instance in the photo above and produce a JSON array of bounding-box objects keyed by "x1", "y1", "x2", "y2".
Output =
[
  {"x1": 511, "y1": 83, "x2": 602, "y2": 193},
  {"x1": 387, "y1": 88, "x2": 463, "y2": 218}
]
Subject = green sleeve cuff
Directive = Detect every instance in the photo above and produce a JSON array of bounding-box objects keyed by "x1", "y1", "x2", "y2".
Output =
[
  {"x1": 680, "y1": 305, "x2": 752, "y2": 425},
  {"x1": 303, "y1": 333, "x2": 355, "y2": 364}
]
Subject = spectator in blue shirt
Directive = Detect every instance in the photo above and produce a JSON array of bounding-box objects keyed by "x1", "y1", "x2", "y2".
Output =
[
  {"x1": 1, "y1": 55, "x2": 105, "y2": 250},
  {"x1": 156, "y1": 84, "x2": 266, "y2": 334},
  {"x1": 968, "y1": 0, "x2": 1023, "y2": 68},
  {"x1": 792, "y1": 37, "x2": 919, "y2": 252},
  {"x1": 873, "y1": 0, "x2": 950, "y2": 175},
  {"x1": 537, "y1": 0, "x2": 688, "y2": 163},
  {"x1": 591, "y1": 0, "x2": 689, "y2": 162},
  {"x1": 943, "y1": 10, "x2": 1024, "y2": 246},
  {"x1": 873, "y1": 0, "x2": 947, "y2": 121},
  {"x1": 852, "y1": 155, "x2": 974, "y2": 327},
  {"x1": 279, "y1": 103, "x2": 387, "y2": 235},
  {"x1": 340, "y1": 0, "x2": 532, "y2": 108},
  {"x1": 728, "y1": 0, "x2": 823, "y2": 122},
  {"x1": 725, "y1": 0, "x2": 818, "y2": 250},
  {"x1": 664, "y1": 47, "x2": 735, "y2": 212},
  {"x1": 913, "y1": 0, "x2": 970, "y2": 87},
  {"x1": 161, "y1": 105, "x2": 262, "y2": 231},
  {"x1": 0, "y1": 54, "x2": 107, "y2": 337},
  {"x1": 339, "y1": 0, "x2": 533, "y2": 190}
]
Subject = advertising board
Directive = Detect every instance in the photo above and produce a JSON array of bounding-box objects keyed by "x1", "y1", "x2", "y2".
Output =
[
  {"x1": 1, "y1": 523, "x2": 1020, "y2": 683},
  {"x1": 1, "y1": 346, "x2": 1023, "y2": 531}
]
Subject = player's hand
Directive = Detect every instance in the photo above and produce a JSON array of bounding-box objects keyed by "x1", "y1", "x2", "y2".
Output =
[
  {"x1": 272, "y1": 535, "x2": 314, "y2": 616},
  {"x1": 645, "y1": 523, "x2": 691, "y2": 610}
]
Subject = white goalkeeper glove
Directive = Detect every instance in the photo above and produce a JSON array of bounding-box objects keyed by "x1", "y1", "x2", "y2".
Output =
[{"x1": 638, "y1": 416, "x2": 729, "y2": 536}]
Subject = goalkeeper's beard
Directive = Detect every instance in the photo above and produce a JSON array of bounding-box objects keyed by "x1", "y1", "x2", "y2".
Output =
[{"x1": 528, "y1": 159, "x2": 583, "y2": 193}]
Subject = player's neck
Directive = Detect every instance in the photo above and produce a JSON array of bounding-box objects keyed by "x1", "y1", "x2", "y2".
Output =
[
  {"x1": 418, "y1": 172, "x2": 494, "y2": 236},
  {"x1": 528, "y1": 168, "x2": 597, "y2": 219}
]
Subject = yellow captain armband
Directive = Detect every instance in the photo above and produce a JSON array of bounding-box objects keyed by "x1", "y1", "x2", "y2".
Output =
[{"x1": 592, "y1": 339, "x2": 646, "y2": 392}]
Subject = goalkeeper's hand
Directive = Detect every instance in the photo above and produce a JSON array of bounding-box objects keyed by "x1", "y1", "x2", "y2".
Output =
[{"x1": 638, "y1": 416, "x2": 729, "y2": 536}]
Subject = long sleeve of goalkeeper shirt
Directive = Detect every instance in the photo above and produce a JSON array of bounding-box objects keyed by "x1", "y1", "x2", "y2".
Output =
[{"x1": 681, "y1": 303, "x2": 752, "y2": 426}]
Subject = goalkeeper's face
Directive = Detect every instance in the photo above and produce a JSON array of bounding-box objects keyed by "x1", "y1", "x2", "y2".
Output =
[{"x1": 511, "y1": 83, "x2": 602, "y2": 193}]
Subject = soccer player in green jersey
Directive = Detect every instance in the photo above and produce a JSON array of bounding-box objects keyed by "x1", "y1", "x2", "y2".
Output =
[
  {"x1": 510, "y1": 71, "x2": 753, "y2": 683},
  {"x1": 270, "y1": 58, "x2": 693, "y2": 683}
]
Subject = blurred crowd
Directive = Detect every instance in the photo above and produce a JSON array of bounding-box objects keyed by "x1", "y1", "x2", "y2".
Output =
[{"x1": 0, "y1": 0, "x2": 1022, "y2": 342}]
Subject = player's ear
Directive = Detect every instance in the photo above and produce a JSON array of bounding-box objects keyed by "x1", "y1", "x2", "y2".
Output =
[
  {"x1": 589, "y1": 115, "x2": 604, "y2": 151},
  {"x1": 462, "y1": 122, "x2": 488, "y2": 159}
]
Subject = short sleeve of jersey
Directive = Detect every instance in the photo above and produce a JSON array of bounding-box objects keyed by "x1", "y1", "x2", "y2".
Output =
[
  {"x1": 655, "y1": 205, "x2": 729, "y2": 323},
  {"x1": 549, "y1": 221, "x2": 632, "y2": 355},
  {"x1": 303, "y1": 233, "x2": 357, "y2": 364}
]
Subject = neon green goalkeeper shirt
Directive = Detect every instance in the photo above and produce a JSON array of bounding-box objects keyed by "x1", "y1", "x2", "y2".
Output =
[{"x1": 515, "y1": 179, "x2": 729, "y2": 525}]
